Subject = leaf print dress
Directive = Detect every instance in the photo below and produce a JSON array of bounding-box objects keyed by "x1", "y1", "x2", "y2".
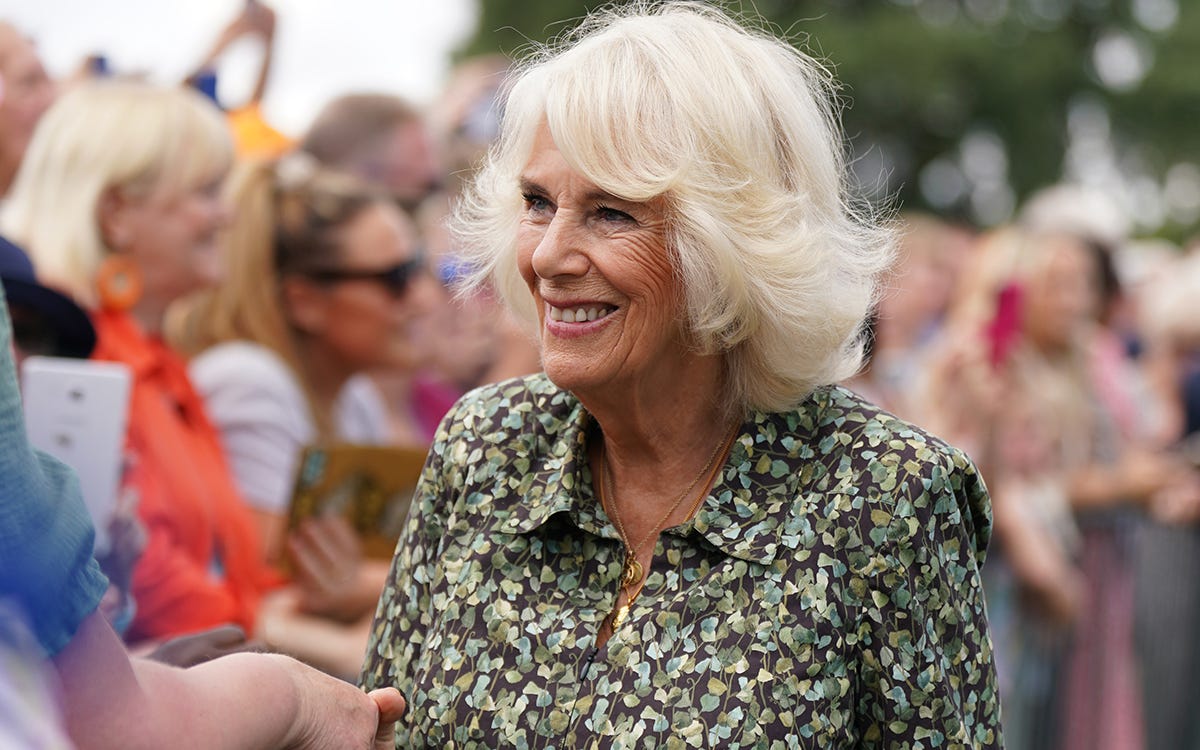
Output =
[{"x1": 362, "y1": 374, "x2": 1003, "y2": 749}]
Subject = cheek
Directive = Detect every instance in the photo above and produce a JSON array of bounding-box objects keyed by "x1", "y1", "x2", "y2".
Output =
[
  {"x1": 337, "y1": 292, "x2": 398, "y2": 338},
  {"x1": 621, "y1": 249, "x2": 679, "y2": 307},
  {"x1": 515, "y1": 227, "x2": 540, "y2": 285}
]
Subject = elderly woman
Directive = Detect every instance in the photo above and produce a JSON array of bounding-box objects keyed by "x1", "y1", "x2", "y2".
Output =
[{"x1": 361, "y1": 4, "x2": 1000, "y2": 747}]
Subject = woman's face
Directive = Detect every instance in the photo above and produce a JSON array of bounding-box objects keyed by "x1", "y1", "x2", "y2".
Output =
[
  {"x1": 1022, "y1": 235, "x2": 1098, "y2": 352},
  {"x1": 114, "y1": 175, "x2": 228, "y2": 307},
  {"x1": 515, "y1": 123, "x2": 688, "y2": 396},
  {"x1": 306, "y1": 201, "x2": 439, "y2": 372}
]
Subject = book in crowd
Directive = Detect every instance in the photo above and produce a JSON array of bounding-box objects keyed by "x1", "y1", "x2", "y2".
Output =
[{"x1": 286, "y1": 443, "x2": 428, "y2": 560}]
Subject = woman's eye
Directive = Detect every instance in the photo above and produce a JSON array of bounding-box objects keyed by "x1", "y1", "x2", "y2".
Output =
[
  {"x1": 522, "y1": 193, "x2": 551, "y2": 213},
  {"x1": 597, "y1": 206, "x2": 634, "y2": 223}
]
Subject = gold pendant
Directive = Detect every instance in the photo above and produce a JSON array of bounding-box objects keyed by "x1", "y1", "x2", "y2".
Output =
[
  {"x1": 621, "y1": 557, "x2": 643, "y2": 587},
  {"x1": 612, "y1": 604, "x2": 630, "y2": 630}
]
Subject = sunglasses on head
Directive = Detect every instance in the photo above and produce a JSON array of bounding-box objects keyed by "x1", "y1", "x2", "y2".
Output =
[{"x1": 303, "y1": 250, "x2": 426, "y2": 297}]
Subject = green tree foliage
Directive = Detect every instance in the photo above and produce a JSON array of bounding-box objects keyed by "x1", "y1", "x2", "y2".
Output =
[{"x1": 458, "y1": 0, "x2": 1200, "y2": 235}]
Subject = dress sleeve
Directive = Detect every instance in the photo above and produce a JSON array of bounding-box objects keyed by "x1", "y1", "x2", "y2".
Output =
[
  {"x1": 0, "y1": 288, "x2": 108, "y2": 656},
  {"x1": 855, "y1": 446, "x2": 1002, "y2": 749}
]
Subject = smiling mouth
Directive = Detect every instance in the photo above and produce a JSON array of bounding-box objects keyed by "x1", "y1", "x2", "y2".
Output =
[{"x1": 547, "y1": 304, "x2": 617, "y2": 323}]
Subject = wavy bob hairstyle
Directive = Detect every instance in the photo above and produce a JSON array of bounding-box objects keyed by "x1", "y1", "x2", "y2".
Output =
[
  {"x1": 2, "y1": 80, "x2": 232, "y2": 308},
  {"x1": 452, "y1": 1, "x2": 894, "y2": 413}
]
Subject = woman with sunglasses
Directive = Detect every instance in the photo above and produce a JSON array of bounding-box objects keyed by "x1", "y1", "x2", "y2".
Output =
[{"x1": 170, "y1": 151, "x2": 443, "y2": 677}]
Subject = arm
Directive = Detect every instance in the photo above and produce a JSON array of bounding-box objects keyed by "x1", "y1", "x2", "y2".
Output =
[
  {"x1": 0, "y1": 283, "x2": 108, "y2": 655},
  {"x1": 1, "y1": 286, "x2": 404, "y2": 748},
  {"x1": 55, "y1": 609, "x2": 403, "y2": 750},
  {"x1": 1066, "y1": 448, "x2": 1192, "y2": 510},
  {"x1": 242, "y1": 1, "x2": 276, "y2": 106},
  {"x1": 186, "y1": 1, "x2": 277, "y2": 107},
  {"x1": 257, "y1": 587, "x2": 375, "y2": 680},
  {"x1": 191, "y1": 346, "x2": 310, "y2": 561},
  {"x1": 988, "y1": 479, "x2": 1081, "y2": 624}
]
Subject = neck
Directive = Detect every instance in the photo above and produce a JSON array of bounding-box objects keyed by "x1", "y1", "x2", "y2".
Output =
[
  {"x1": 581, "y1": 350, "x2": 735, "y2": 486},
  {"x1": 293, "y1": 337, "x2": 355, "y2": 416},
  {"x1": 127, "y1": 298, "x2": 167, "y2": 337}
]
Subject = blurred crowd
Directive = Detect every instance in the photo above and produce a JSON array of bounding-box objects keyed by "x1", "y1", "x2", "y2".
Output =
[
  {"x1": 847, "y1": 194, "x2": 1200, "y2": 750},
  {"x1": 1, "y1": 3, "x2": 1199, "y2": 749},
  {"x1": 0, "y1": 0, "x2": 537, "y2": 694}
]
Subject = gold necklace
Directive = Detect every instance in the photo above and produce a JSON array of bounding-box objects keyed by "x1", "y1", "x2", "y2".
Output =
[
  {"x1": 597, "y1": 424, "x2": 740, "y2": 630},
  {"x1": 600, "y1": 427, "x2": 730, "y2": 587}
]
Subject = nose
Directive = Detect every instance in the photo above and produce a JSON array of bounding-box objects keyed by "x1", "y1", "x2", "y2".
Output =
[{"x1": 529, "y1": 213, "x2": 589, "y2": 280}]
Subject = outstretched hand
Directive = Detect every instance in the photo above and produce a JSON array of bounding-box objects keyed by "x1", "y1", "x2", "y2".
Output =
[
  {"x1": 283, "y1": 657, "x2": 405, "y2": 749},
  {"x1": 369, "y1": 687, "x2": 406, "y2": 749}
]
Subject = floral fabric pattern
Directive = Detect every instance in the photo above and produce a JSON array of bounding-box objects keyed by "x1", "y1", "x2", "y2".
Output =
[{"x1": 362, "y1": 374, "x2": 1002, "y2": 748}]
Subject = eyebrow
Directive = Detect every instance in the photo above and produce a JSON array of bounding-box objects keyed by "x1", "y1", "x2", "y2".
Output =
[
  {"x1": 518, "y1": 177, "x2": 630, "y2": 206},
  {"x1": 518, "y1": 177, "x2": 546, "y2": 196}
]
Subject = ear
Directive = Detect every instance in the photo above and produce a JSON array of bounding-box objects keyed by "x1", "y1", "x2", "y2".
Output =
[
  {"x1": 97, "y1": 186, "x2": 135, "y2": 252},
  {"x1": 280, "y1": 276, "x2": 328, "y2": 336}
]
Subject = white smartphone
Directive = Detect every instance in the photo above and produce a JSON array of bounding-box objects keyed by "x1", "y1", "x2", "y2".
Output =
[{"x1": 21, "y1": 356, "x2": 132, "y2": 555}]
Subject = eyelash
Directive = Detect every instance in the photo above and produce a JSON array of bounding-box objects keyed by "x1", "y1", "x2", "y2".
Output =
[
  {"x1": 596, "y1": 205, "x2": 634, "y2": 223},
  {"x1": 522, "y1": 192, "x2": 550, "y2": 212}
]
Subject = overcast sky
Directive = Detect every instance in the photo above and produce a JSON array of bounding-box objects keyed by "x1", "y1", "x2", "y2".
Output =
[{"x1": 0, "y1": 0, "x2": 478, "y2": 135}]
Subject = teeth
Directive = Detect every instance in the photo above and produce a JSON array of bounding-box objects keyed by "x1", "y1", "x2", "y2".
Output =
[{"x1": 548, "y1": 305, "x2": 614, "y2": 323}]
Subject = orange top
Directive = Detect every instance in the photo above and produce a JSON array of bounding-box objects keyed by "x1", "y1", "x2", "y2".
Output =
[{"x1": 93, "y1": 310, "x2": 276, "y2": 641}]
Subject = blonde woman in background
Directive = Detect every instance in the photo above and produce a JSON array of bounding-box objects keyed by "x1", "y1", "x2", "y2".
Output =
[
  {"x1": 170, "y1": 153, "x2": 443, "y2": 677},
  {"x1": 2, "y1": 79, "x2": 276, "y2": 647}
]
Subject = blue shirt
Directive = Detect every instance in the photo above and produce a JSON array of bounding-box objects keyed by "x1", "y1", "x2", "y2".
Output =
[{"x1": 0, "y1": 285, "x2": 108, "y2": 656}]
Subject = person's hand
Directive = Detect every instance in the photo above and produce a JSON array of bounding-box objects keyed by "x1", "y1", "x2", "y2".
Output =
[
  {"x1": 289, "y1": 514, "x2": 364, "y2": 620},
  {"x1": 280, "y1": 655, "x2": 405, "y2": 750},
  {"x1": 94, "y1": 487, "x2": 146, "y2": 593},
  {"x1": 215, "y1": 0, "x2": 276, "y2": 47},
  {"x1": 144, "y1": 624, "x2": 257, "y2": 667},
  {"x1": 1150, "y1": 470, "x2": 1200, "y2": 525},
  {"x1": 244, "y1": 0, "x2": 277, "y2": 39},
  {"x1": 368, "y1": 687, "x2": 407, "y2": 748},
  {"x1": 1122, "y1": 449, "x2": 1185, "y2": 503},
  {"x1": 1021, "y1": 562, "x2": 1084, "y2": 627}
]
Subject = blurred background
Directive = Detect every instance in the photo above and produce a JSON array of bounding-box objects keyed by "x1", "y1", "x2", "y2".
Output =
[
  {"x1": 0, "y1": 0, "x2": 476, "y2": 135},
  {"x1": 463, "y1": 0, "x2": 1200, "y2": 240},
  {"x1": 3, "y1": 0, "x2": 1196, "y2": 237}
]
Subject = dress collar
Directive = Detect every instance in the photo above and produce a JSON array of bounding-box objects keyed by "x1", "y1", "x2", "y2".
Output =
[{"x1": 501, "y1": 384, "x2": 830, "y2": 568}]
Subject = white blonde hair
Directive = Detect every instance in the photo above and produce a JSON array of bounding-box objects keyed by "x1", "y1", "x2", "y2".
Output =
[
  {"x1": 452, "y1": 1, "x2": 894, "y2": 413},
  {"x1": 2, "y1": 79, "x2": 232, "y2": 307}
]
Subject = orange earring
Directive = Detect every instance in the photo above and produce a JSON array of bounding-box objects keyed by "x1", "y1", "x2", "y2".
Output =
[{"x1": 95, "y1": 255, "x2": 143, "y2": 312}]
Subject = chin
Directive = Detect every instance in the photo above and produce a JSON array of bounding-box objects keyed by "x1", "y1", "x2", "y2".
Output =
[{"x1": 541, "y1": 354, "x2": 608, "y2": 396}]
